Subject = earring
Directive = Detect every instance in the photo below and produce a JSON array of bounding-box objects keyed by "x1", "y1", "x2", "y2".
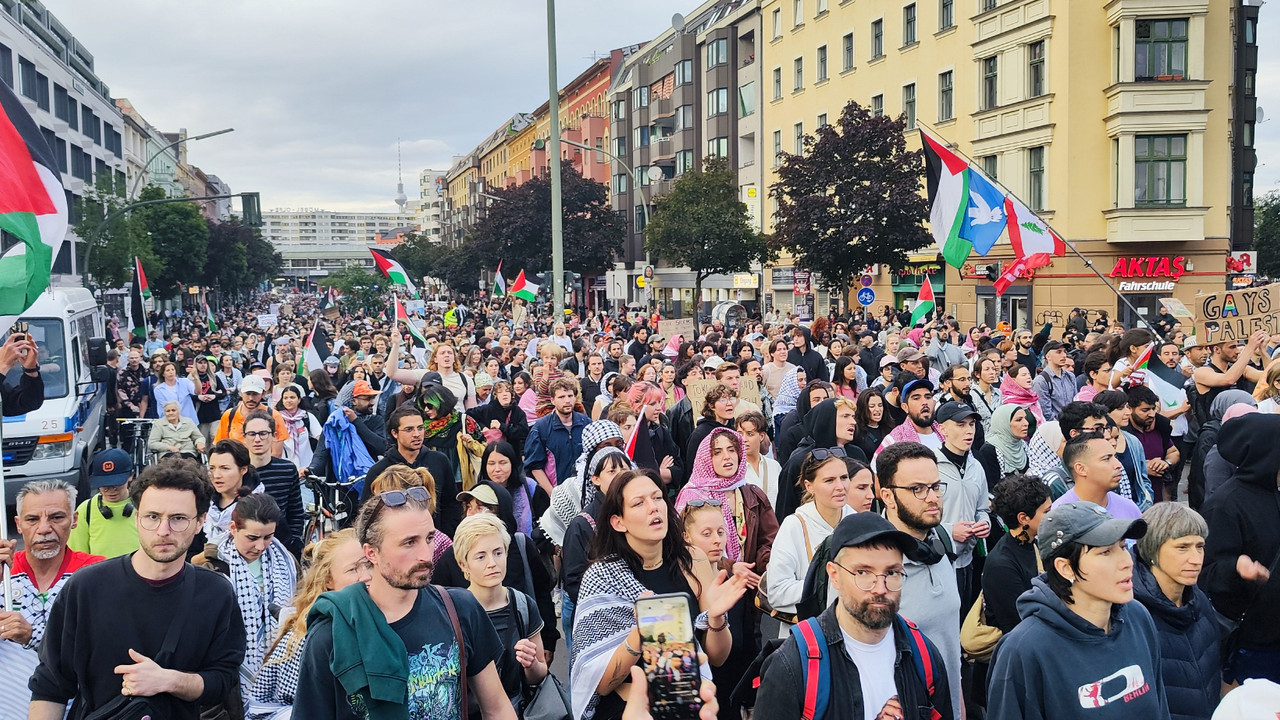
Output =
[{"x1": 1068, "y1": 577, "x2": 1075, "y2": 585}]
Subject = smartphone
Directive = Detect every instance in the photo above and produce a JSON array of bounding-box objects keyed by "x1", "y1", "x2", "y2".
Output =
[{"x1": 635, "y1": 593, "x2": 702, "y2": 720}]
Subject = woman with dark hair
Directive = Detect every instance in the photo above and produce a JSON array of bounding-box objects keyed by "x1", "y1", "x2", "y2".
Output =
[
  {"x1": 830, "y1": 355, "x2": 860, "y2": 401},
  {"x1": 418, "y1": 383, "x2": 486, "y2": 496},
  {"x1": 667, "y1": 362, "x2": 706, "y2": 455},
  {"x1": 851, "y1": 388, "x2": 891, "y2": 460},
  {"x1": 276, "y1": 384, "x2": 321, "y2": 472},
  {"x1": 986, "y1": 502, "x2": 1167, "y2": 720},
  {"x1": 678, "y1": 341, "x2": 697, "y2": 364},
  {"x1": 1108, "y1": 327, "x2": 1157, "y2": 390},
  {"x1": 569, "y1": 469, "x2": 748, "y2": 720},
  {"x1": 684, "y1": 384, "x2": 739, "y2": 471},
  {"x1": 476, "y1": 441, "x2": 540, "y2": 536},
  {"x1": 194, "y1": 438, "x2": 261, "y2": 558},
  {"x1": 305, "y1": 369, "x2": 338, "y2": 424},
  {"x1": 468, "y1": 379, "x2": 530, "y2": 451}
]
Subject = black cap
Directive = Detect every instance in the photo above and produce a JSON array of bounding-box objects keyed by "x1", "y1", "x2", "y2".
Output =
[
  {"x1": 936, "y1": 401, "x2": 979, "y2": 424},
  {"x1": 1043, "y1": 339, "x2": 1066, "y2": 352},
  {"x1": 830, "y1": 513, "x2": 918, "y2": 556},
  {"x1": 1037, "y1": 502, "x2": 1147, "y2": 561}
]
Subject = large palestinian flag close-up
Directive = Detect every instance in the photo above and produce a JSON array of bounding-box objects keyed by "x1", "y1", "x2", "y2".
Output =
[
  {"x1": 0, "y1": 79, "x2": 68, "y2": 324},
  {"x1": 369, "y1": 247, "x2": 419, "y2": 298}
]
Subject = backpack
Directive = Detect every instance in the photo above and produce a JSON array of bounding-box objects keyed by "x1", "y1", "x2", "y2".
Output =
[{"x1": 733, "y1": 615, "x2": 942, "y2": 720}]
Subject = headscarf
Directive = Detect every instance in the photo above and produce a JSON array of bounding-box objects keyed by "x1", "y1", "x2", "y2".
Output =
[
  {"x1": 675, "y1": 427, "x2": 748, "y2": 561},
  {"x1": 985, "y1": 404, "x2": 1030, "y2": 476},
  {"x1": 1222, "y1": 404, "x2": 1258, "y2": 425},
  {"x1": 663, "y1": 335, "x2": 683, "y2": 359},
  {"x1": 1211, "y1": 389, "x2": 1257, "y2": 421},
  {"x1": 582, "y1": 446, "x2": 634, "y2": 509},
  {"x1": 773, "y1": 367, "x2": 803, "y2": 419},
  {"x1": 597, "y1": 371, "x2": 620, "y2": 407},
  {"x1": 999, "y1": 373, "x2": 1045, "y2": 423}
]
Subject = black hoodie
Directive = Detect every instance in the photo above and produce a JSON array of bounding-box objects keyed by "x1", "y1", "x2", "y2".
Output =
[
  {"x1": 774, "y1": 398, "x2": 868, "y2": 521},
  {"x1": 1201, "y1": 413, "x2": 1280, "y2": 651},
  {"x1": 776, "y1": 381, "x2": 833, "y2": 463},
  {"x1": 786, "y1": 326, "x2": 829, "y2": 383}
]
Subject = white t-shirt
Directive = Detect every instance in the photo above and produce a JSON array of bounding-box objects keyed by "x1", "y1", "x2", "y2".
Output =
[
  {"x1": 745, "y1": 455, "x2": 782, "y2": 510},
  {"x1": 915, "y1": 432, "x2": 943, "y2": 451},
  {"x1": 841, "y1": 627, "x2": 898, "y2": 720}
]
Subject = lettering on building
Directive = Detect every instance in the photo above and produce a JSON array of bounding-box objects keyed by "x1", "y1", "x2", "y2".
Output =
[{"x1": 1108, "y1": 256, "x2": 1186, "y2": 281}]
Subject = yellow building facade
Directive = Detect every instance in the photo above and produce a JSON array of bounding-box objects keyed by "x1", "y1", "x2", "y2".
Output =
[{"x1": 761, "y1": 0, "x2": 1246, "y2": 330}]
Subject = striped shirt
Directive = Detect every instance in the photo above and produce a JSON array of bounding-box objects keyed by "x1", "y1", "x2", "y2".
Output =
[{"x1": 253, "y1": 457, "x2": 305, "y2": 552}]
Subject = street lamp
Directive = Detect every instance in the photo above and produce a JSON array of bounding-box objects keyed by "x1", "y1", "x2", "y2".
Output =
[{"x1": 129, "y1": 127, "x2": 235, "y2": 199}]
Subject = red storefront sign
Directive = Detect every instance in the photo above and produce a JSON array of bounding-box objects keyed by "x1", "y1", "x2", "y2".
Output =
[{"x1": 1108, "y1": 256, "x2": 1187, "y2": 281}]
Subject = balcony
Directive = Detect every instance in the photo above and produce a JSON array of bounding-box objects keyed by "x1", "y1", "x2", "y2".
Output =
[{"x1": 1103, "y1": 205, "x2": 1208, "y2": 244}]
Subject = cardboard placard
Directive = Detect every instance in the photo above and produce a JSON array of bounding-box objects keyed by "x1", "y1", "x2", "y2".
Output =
[
  {"x1": 323, "y1": 306, "x2": 341, "y2": 320},
  {"x1": 659, "y1": 317, "x2": 696, "y2": 342},
  {"x1": 257, "y1": 314, "x2": 278, "y2": 329},
  {"x1": 687, "y1": 377, "x2": 761, "y2": 423},
  {"x1": 1158, "y1": 297, "x2": 1193, "y2": 321},
  {"x1": 279, "y1": 303, "x2": 294, "y2": 317},
  {"x1": 1195, "y1": 282, "x2": 1280, "y2": 345}
]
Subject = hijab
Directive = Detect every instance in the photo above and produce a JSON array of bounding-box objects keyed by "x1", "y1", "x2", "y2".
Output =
[
  {"x1": 774, "y1": 367, "x2": 803, "y2": 418},
  {"x1": 986, "y1": 404, "x2": 1030, "y2": 476},
  {"x1": 1211, "y1": 388, "x2": 1257, "y2": 422}
]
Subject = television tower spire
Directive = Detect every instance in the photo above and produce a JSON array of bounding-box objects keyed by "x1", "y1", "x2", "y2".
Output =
[{"x1": 394, "y1": 138, "x2": 408, "y2": 213}]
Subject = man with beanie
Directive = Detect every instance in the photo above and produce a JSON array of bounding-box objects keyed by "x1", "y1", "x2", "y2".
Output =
[{"x1": 67, "y1": 448, "x2": 141, "y2": 558}]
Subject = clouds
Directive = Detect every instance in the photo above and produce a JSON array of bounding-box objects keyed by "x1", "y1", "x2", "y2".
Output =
[{"x1": 48, "y1": 0, "x2": 690, "y2": 211}]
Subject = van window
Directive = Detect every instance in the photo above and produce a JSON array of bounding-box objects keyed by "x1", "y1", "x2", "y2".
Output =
[{"x1": 5, "y1": 319, "x2": 69, "y2": 399}]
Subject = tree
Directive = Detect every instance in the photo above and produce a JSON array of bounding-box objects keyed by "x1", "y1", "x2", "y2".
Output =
[
  {"x1": 771, "y1": 101, "x2": 931, "y2": 294},
  {"x1": 242, "y1": 228, "x2": 282, "y2": 289},
  {"x1": 318, "y1": 264, "x2": 383, "y2": 314},
  {"x1": 74, "y1": 178, "x2": 159, "y2": 290},
  {"x1": 135, "y1": 186, "x2": 209, "y2": 300},
  {"x1": 645, "y1": 155, "x2": 775, "y2": 323},
  {"x1": 1256, "y1": 190, "x2": 1280, "y2": 279},
  {"x1": 466, "y1": 165, "x2": 624, "y2": 276},
  {"x1": 202, "y1": 219, "x2": 250, "y2": 292}
]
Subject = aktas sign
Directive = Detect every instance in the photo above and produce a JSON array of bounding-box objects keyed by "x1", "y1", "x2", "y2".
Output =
[{"x1": 1109, "y1": 256, "x2": 1187, "y2": 281}]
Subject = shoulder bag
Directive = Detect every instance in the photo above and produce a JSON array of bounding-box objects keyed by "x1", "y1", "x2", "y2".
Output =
[
  {"x1": 512, "y1": 588, "x2": 571, "y2": 720},
  {"x1": 755, "y1": 515, "x2": 813, "y2": 625},
  {"x1": 961, "y1": 545, "x2": 1042, "y2": 662}
]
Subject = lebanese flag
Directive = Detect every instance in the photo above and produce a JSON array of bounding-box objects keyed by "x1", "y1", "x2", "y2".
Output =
[
  {"x1": 920, "y1": 129, "x2": 972, "y2": 269},
  {"x1": 510, "y1": 270, "x2": 539, "y2": 302},
  {"x1": 135, "y1": 256, "x2": 151, "y2": 300},
  {"x1": 1004, "y1": 196, "x2": 1066, "y2": 259},
  {"x1": 0, "y1": 79, "x2": 68, "y2": 323},
  {"x1": 369, "y1": 248, "x2": 419, "y2": 298}
]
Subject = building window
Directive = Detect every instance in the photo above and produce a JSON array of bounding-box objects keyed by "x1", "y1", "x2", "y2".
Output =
[
  {"x1": 1246, "y1": 16, "x2": 1257, "y2": 45},
  {"x1": 708, "y1": 87, "x2": 729, "y2": 116},
  {"x1": 794, "y1": 0, "x2": 804, "y2": 26},
  {"x1": 842, "y1": 33, "x2": 855, "y2": 71},
  {"x1": 1028, "y1": 41, "x2": 1046, "y2": 97},
  {"x1": 794, "y1": 57, "x2": 804, "y2": 90},
  {"x1": 938, "y1": 71, "x2": 954, "y2": 121},
  {"x1": 739, "y1": 82, "x2": 756, "y2": 117},
  {"x1": 773, "y1": 67, "x2": 783, "y2": 99},
  {"x1": 982, "y1": 0, "x2": 997, "y2": 11},
  {"x1": 613, "y1": 99, "x2": 626, "y2": 120},
  {"x1": 0, "y1": 43, "x2": 11, "y2": 89},
  {"x1": 633, "y1": 126, "x2": 651, "y2": 148},
  {"x1": 903, "y1": 84, "x2": 916, "y2": 129},
  {"x1": 773, "y1": 130, "x2": 783, "y2": 166},
  {"x1": 674, "y1": 59, "x2": 694, "y2": 86},
  {"x1": 818, "y1": 0, "x2": 828, "y2": 14},
  {"x1": 614, "y1": 137, "x2": 627, "y2": 157},
  {"x1": 1028, "y1": 146, "x2": 1045, "y2": 211},
  {"x1": 633, "y1": 86, "x2": 649, "y2": 109},
  {"x1": 818, "y1": 113, "x2": 828, "y2": 127},
  {"x1": 635, "y1": 206, "x2": 647, "y2": 233},
  {"x1": 872, "y1": 94, "x2": 884, "y2": 116},
  {"x1": 982, "y1": 55, "x2": 998, "y2": 109},
  {"x1": 794, "y1": 122, "x2": 805, "y2": 154},
  {"x1": 940, "y1": 0, "x2": 954, "y2": 30},
  {"x1": 981, "y1": 154, "x2": 998, "y2": 180},
  {"x1": 53, "y1": 137, "x2": 66, "y2": 174},
  {"x1": 676, "y1": 104, "x2": 694, "y2": 130},
  {"x1": 772, "y1": 8, "x2": 783, "y2": 39},
  {"x1": 614, "y1": 173, "x2": 629, "y2": 194},
  {"x1": 1135, "y1": 135, "x2": 1186, "y2": 206},
  {"x1": 707, "y1": 38, "x2": 729, "y2": 69},
  {"x1": 817, "y1": 46, "x2": 828, "y2": 82},
  {"x1": 872, "y1": 20, "x2": 884, "y2": 58},
  {"x1": 1244, "y1": 69, "x2": 1255, "y2": 97},
  {"x1": 903, "y1": 4, "x2": 917, "y2": 46},
  {"x1": 1135, "y1": 19, "x2": 1188, "y2": 81},
  {"x1": 676, "y1": 150, "x2": 695, "y2": 175},
  {"x1": 708, "y1": 137, "x2": 729, "y2": 158}
]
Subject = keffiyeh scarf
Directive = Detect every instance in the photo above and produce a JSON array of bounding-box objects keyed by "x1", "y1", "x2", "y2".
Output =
[
  {"x1": 220, "y1": 534, "x2": 298, "y2": 677},
  {"x1": 1000, "y1": 374, "x2": 1046, "y2": 424},
  {"x1": 773, "y1": 367, "x2": 802, "y2": 419},
  {"x1": 675, "y1": 427, "x2": 748, "y2": 561},
  {"x1": 540, "y1": 421, "x2": 623, "y2": 547}
]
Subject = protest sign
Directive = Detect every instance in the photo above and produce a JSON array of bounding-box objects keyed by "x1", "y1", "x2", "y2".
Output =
[
  {"x1": 658, "y1": 317, "x2": 696, "y2": 342},
  {"x1": 257, "y1": 314, "x2": 278, "y2": 329},
  {"x1": 1195, "y1": 282, "x2": 1280, "y2": 345},
  {"x1": 688, "y1": 377, "x2": 761, "y2": 421}
]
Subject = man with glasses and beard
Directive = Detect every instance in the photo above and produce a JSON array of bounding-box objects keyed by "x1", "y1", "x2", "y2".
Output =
[
  {"x1": 294, "y1": 485, "x2": 515, "y2": 720},
  {"x1": 214, "y1": 375, "x2": 289, "y2": 457},
  {"x1": 877, "y1": 441, "x2": 963, "y2": 717},
  {"x1": 755, "y1": 512, "x2": 953, "y2": 720},
  {"x1": 26, "y1": 460, "x2": 245, "y2": 720}
]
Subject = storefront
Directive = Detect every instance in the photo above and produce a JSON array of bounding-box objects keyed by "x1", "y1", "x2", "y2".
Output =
[
  {"x1": 892, "y1": 257, "x2": 945, "y2": 315},
  {"x1": 1108, "y1": 255, "x2": 1185, "y2": 328}
]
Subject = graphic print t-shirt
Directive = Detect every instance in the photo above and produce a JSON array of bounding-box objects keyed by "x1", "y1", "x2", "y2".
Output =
[{"x1": 391, "y1": 586, "x2": 503, "y2": 720}]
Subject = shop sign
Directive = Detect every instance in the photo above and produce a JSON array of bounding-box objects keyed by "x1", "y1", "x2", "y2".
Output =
[
  {"x1": 793, "y1": 271, "x2": 812, "y2": 295},
  {"x1": 896, "y1": 263, "x2": 943, "y2": 278},
  {"x1": 1109, "y1": 256, "x2": 1187, "y2": 281},
  {"x1": 733, "y1": 273, "x2": 757, "y2": 289},
  {"x1": 771, "y1": 267, "x2": 794, "y2": 288},
  {"x1": 1118, "y1": 281, "x2": 1176, "y2": 292}
]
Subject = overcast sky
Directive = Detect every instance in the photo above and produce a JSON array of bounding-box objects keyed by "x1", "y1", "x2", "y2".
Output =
[{"x1": 45, "y1": 0, "x2": 1280, "y2": 212}]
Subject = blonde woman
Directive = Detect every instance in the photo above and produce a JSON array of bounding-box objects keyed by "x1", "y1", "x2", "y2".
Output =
[
  {"x1": 367, "y1": 464, "x2": 454, "y2": 564},
  {"x1": 1254, "y1": 360, "x2": 1280, "y2": 413},
  {"x1": 455, "y1": 514, "x2": 549, "y2": 716},
  {"x1": 248, "y1": 529, "x2": 372, "y2": 718}
]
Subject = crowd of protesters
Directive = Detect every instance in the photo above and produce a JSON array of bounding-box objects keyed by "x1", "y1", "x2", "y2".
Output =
[{"x1": 1, "y1": 288, "x2": 1278, "y2": 720}]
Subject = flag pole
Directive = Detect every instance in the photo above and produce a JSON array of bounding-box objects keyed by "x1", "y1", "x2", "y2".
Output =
[
  {"x1": 0, "y1": 390, "x2": 10, "y2": 610},
  {"x1": 915, "y1": 121, "x2": 1160, "y2": 337}
]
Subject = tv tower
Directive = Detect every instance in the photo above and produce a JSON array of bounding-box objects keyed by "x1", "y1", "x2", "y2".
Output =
[{"x1": 394, "y1": 138, "x2": 408, "y2": 214}]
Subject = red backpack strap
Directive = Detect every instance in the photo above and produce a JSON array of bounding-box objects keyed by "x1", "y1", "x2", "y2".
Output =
[
  {"x1": 793, "y1": 619, "x2": 826, "y2": 720},
  {"x1": 900, "y1": 617, "x2": 942, "y2": 720}
]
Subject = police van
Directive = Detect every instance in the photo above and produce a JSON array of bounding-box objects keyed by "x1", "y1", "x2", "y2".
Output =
[{"x1": 3, "y1": 285, "x2": 108, "y2": 506}]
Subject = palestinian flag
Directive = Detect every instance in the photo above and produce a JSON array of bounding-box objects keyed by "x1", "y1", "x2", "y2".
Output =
[
  {"x1": 920, "y1": 129, "x2": 972, "y2": 269},
  {"x1": 204, "y1": 302, "x2": 216, "y2": 333},
  {"x1": 0, "y1": 79, "x2": 68, "y2": 323},
  {"x1": 369, "y1": 248, "x2": 418, "y2": 298},
  {"x1": 126, "y1": 261, "x2": 148, "y2": 341},
  {"x1": 395, "y1": 296, "x2": 427, "y2": 348},
  {"x1": 492, "y1": 259, "x2": 506, "y2": 298},
  {"x1": 510, "y1": 270, "x2": 539, "y2": 302},
  {"x1": 300, "y1": 319, "x2": 332, "y2": 376},
  {"x1": 909, "y1": 274, "x2": 936, "y2": 327},
  {"x1": 135, "y1": 256, "x2": 151, "y2": 300}
]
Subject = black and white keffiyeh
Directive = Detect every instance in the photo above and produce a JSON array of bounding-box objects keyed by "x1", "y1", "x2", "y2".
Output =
[
  {"x1": 247, "y1": 608, "x2": 302, "y2": 720},
  {"x1": 219, "y1": 535, "x2": 298, "y2": 678}
]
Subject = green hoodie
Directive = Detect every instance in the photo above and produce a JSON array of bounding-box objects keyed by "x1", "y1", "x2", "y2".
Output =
[{"x1": 308, "y1": 581, "x2": 409, "y2": 719}]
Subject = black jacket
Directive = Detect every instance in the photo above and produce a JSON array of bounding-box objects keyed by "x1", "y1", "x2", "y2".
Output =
[
  {"x1": 666, "y1": 396, "x2": 694, "y2": 467},
  {"x1": 1201, "y1": 413, "x2": 1280, "y2": 651},
  {"x1": 363, "y1": 444, "x2": 462, "y2": 536},
  {"x1": 467, "y1": 399, "x2": 529, "y2": 452},
  {"x1": 754, "y1": 605, "x2": 954, "y2": 720},
  {"x1": 787, "y1": 328, "x2": 829, "y2": 383},
  {"x1": 775, "y1": 381, "x2": 830, "y2": 463},
  {"x1": 308, "y1": 409, "x2": 385, "y2": 481},
  {"x1": 2, "y1": 370, "x2": 43, "y2": 416},
  {"x1": 776, "y1": 399, "x2": 868, "y2": 521}
]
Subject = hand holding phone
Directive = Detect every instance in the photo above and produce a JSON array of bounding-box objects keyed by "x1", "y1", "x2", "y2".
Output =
[{"x1": 635, "y1": 593, "x2": 702, "y2": 720}]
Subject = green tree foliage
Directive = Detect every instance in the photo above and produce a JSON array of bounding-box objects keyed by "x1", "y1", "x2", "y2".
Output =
[
  {"x1": 645, "y1": 156, "x2": 775, "y2": 323},
  {"x1": 771, "y1": 101, "x2": 930, "y2": 294},
  {"x1": 135, "y1": 187, "x2": 209, "y2": 300},
  {"x1": 318, "y1": 264, "x2": 383, "y2": 314},
  {"x1": 202, "y1": 219, "x2": 249, "y2": 292},
  {"x1": 383, "y1": 232, "x2": 477, "y2": 296},
  {"x1": 74, "y1": 178, "x2": 159, "y2": 290},
  {"x1": 242, "y1": 225, "x2": 283, "y2": 289},
  {"x1": 1256, "y1": 190, "x2": 1280, "y2": 279},
  {"x1": 466, "y1": 166, "x2": 624, "y2": 275}
]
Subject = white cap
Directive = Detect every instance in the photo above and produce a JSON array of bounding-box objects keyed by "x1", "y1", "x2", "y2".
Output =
[
  {"x1": 240, "y1": 375, "x2": 266, "y2": 394},
  {"x1": 1213, "y1": 678, "x2": 1280, "y2": 720}
]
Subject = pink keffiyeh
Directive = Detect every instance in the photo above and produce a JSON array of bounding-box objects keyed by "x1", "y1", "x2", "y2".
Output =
[
  {"x1": 675, "y1": 427, "x2": 748, "y2": 561},
  {"x1": 1000, "y1": 374, "x2": 1046, "y2": 424}
]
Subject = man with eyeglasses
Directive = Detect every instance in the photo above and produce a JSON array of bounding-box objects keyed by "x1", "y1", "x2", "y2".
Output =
[
  {"x1": 27, "y1": 460, "x2": 245, "y2": 720},
  {"x1": 243, "y1": 413, "x2": 305, "y2": 556},
  {"x1": 755, "y1": 511, "x2": 954, "y2": 720},
  {"x1": 366, "y1": 405, "x2": 460, "y2": 535},
  {"x1": 214, "y1": 375, "x2": 289, "y2": 456},
  {"x1": 876, "y1": 441, "x2": 963, "y2": 717},
  {"x1": 294, "y1": 484, "x2": 514, "y2": 719}
]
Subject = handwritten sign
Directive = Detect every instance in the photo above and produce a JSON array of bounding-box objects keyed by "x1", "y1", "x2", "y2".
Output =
[
  {"x1": 1158, "y1": 297, "x2": 1193, "y2": 321},
  {"x1": 279, "y1": 303, "x2": 294, "y2": 317},
  {"x1": 658, "y1": 317, "x2": 696, "y2": 343},
  {"x1": 688, "y1": 377, "x2": 761, "y2": 422},
  {"x1": 1195, "y1": 282, "x2": 1280, "y2": 345},
  {"x1": 256, "y1": 314, "x2": 278, "y2": 329}
]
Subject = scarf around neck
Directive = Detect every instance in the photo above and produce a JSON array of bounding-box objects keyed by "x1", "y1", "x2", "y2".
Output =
[
  {"x1": 676, "y1": 427, "x2": 748, "y2": 561},
  {"x1": 219, "y1": 534, "x2": 297, "y2": 676}
]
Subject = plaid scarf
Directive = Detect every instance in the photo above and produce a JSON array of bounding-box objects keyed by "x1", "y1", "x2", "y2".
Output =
[{"x1": 219, "y1": 534, "x2": 298, "y2": 678}]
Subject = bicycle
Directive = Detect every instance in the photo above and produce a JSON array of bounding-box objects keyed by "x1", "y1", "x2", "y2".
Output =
[
  {"x1": 302, "y1": 473, "x2": 365, "y2": 545},
  {"x1": 116, "y1": 417, "x2": 157, "y2": 470}
]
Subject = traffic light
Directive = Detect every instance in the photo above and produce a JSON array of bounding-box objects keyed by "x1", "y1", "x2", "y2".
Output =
[
  {"x1": 241, "y1": 192, "x2": 262, "y2": 227},
  {"x1": 983, "y1": 263, "x2": 1001, "y2": 282}
]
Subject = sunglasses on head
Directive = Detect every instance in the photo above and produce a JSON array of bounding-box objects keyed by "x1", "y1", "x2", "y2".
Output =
[
  {"x1": 810, "y1": 447, "x2": 847, "y2": 462},
  {"x1": 379, "y1": 486, "x2": 430, "y2": 507},
  {"x1": 685, "y1": 497, "x2": 723, "y2": 508}
]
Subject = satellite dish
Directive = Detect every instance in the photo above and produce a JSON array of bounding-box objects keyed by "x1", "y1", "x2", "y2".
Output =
[
  {"x1": 672, "y1": 13, "x2": 685, "y2": 32},
  {"x1": 1258, "y1": 106, "x2": 1267, "y2": 124},
  {"x1": 647, "y1": 166, "x2": 665, "y2": 183}
]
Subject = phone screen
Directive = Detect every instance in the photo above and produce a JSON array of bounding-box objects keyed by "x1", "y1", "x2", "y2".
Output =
[{"x1": 635, "y1": 593, "x2": 701, "y2": 720}]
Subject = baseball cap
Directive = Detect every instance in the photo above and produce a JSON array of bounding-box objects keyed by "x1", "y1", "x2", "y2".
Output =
[
  {"x1": 936, "y1": 401, "x2": 979, "y2": 424},
  {"x1": 898, "y1": 376, "x2": 935, "y2": 398},
  {"x1": 879, "y1": 355, "x2": 899, "y2": 369},
  {"x1": 895, "y1": 347, "x2": 925, "y2": 363},
  {"x1": 352, "y1": 380, "x2": 380, "y2": 397},
  {"x1": 829, "y1": 513, "x2": 918, "y2": 556},
  {"x1": 1043, "y1": 340, "x2": 1066, "y2": 352},
  {"x1": 89, "y1": 448, "x2": 132, "y2": 489},
  {"x1": 240, "y1": 375, "x2": 266, "y2": 394},
  {"x1": 1182, "y1": 334, "x2": 1202, "y2": 350},
  {"x1": 324, "y1": 355, "x2": 340, "y2": 366},
  {"x1": 457, "y1": 484, "x2": 500, "y2": 507},
  {"x1": 1036, "y1": 502, "x2": 1148, "y2": 561},
  {"x1": 151, "y1": 348, "x2": 168, "y2": 358},
  {"x1": 649, "y1": 334, "x2": 666, "y2": 345}
]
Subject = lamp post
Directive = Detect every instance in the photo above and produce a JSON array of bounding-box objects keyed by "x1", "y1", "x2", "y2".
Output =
[
  {"x1": 547, "y1": 0, "x2": 565, "y2": 320},
  {"x1": 128, "y1": 127, "x2": 234, "y2": 199}
]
